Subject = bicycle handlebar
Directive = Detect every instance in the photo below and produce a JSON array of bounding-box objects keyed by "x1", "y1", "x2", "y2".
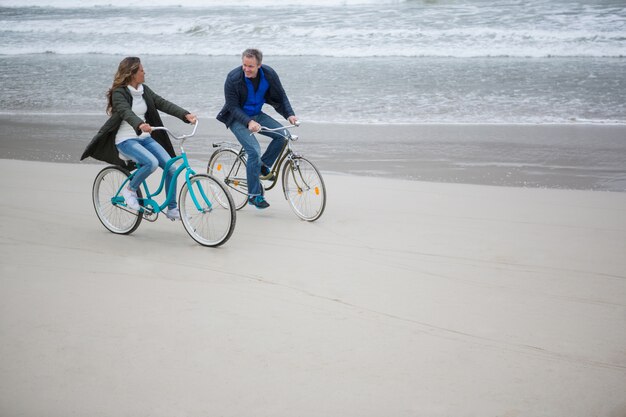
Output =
[
  {"x1": 151, "y1": 119, "x2": 199, "y2": 140},
  {"x1": 217, "y1": 121, "x2": 300, "y2": 149},
  {"x1": 258, "y1": 120, "x2": 301, "y2": 133}
]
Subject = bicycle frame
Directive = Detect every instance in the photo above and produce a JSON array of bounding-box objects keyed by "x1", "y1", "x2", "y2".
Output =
[
  {"x1": 258, "y1": 124, "x2": 309, "y2": 192},
  {"x1": 113, "y1": 123, "x2": 213, "y2": 217},
  {"x1": 215, "y1": 124, "x2": 301, "y2": 192},
  {"x1": 209, "y1": 121, "x2": 325, "y2": 221}
]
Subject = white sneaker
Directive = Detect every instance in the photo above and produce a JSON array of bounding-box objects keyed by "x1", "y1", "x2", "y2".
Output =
[
  {"x1": 165, "y1": 207, "x2": 180, "y2": 221},
  {"x1": 122, "y1": 187, "x2": 140, "y2": 210}
]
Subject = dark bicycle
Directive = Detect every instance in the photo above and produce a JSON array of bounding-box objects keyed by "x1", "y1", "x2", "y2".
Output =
[{"x1": 207, "y1": 123, "x2": 326, "y2": 222}]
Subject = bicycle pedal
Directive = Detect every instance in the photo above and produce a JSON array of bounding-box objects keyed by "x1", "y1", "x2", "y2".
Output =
[{"x1": 141, "y1": 207, "x2": 158, "y2": 222}]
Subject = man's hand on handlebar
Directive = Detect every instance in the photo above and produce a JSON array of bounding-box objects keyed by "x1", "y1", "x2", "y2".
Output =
[{"x1": 247, "y1": 120, "x2": 262, "y2": 133}]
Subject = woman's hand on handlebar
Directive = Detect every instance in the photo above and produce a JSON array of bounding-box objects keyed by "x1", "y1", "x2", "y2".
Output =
[
  {"x1": 139, "y1": 122, "x2": 152, "y2": 133},
  {"x1": 186, "y1": 113, "x2": 198, "y2": 124},
  {"x1": 288, "y1": 115, "x2": 299, "y2": 126}
]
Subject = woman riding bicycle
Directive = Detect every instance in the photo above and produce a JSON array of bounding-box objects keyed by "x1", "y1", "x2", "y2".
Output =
[{"x1": 81, "y1": 56, "x2": 197, "y2": 220}]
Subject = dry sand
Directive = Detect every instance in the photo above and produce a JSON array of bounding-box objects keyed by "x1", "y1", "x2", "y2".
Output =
[{"x1": 1, "y1": 158, "x2": 625, "y2": 417}]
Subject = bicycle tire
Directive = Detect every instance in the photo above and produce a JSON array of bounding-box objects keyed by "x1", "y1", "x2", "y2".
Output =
[
  {"x1": 179, "y1": 174, "x2": 236, "y2": 247},
  {"x1": 282, "y1": 156, "x2": 326, "y2": 222},
  {"x1": 207, "y1": 148, "x2": 249, "y2": 210},
  {"x1": 92, "y1": 165, "x2": 142, "y2": 234}
]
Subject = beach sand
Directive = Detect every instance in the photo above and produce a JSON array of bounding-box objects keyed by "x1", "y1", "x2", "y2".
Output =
[{"x1": 1, "y1": 156, "x2": 625, "y2": 416}]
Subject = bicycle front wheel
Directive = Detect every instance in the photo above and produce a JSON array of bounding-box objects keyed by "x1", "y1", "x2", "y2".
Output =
[
  {"x1": 282, "y1": 157, "x2": 326, "y2": 222},
  {"x1": 92, "y1": 166, "x2": 142, "y2": 234},
  {"x1": 207, "y1": 148, "x2": 248, "y2": 210},
  {"x1": 179, "y1": 174, "x2": 236, "y2": 247}
]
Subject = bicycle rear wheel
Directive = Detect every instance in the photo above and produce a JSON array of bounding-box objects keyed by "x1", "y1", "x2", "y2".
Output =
[
  {"x1": 207, "y1": 148, "x2": 248, "y2": 210},
  {"x1": 92, "y1": 166, "x2": 142, "y2": 234},
  {"x1": 179, "y1": 174, "x2": 236, "y2": 247},
  {"x1": 282, "y1": 157, "x2": 326, "y2": 221}
]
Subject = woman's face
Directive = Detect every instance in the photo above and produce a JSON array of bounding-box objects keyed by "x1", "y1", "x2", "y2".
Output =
[{"x1": 131, "y1": 64, "x2": 145, "y2": 85}]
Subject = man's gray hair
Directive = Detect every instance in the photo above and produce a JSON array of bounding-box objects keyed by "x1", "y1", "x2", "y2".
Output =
[{"x1": 242, "y1": 48, "x2": 263, "y2": 64}]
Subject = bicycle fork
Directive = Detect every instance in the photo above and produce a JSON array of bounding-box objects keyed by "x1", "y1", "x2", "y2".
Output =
[
  {"x1": 185, "y1": 171, "x2": 214, "y2": 213},
  {"x1": 286, "y1": 157, "x2": 314, "y2": 195}
]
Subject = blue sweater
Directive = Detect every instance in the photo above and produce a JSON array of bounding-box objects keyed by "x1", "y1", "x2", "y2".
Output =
[{"x1": 243, "y1": 67, "x2": 270, "y2": 117}]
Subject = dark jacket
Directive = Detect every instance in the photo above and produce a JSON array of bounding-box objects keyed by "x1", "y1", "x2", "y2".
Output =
[
  {"x1": 216, "y1": 64, "x2": 294, "y2": 128},
  {"x1": 81, "y1": 84, "x2": 190, "y2": 167}
]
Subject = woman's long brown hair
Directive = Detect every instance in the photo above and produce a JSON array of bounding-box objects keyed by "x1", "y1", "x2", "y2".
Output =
[{"x1": 106, "y1": 57, "x2": 141, "y2": 115}]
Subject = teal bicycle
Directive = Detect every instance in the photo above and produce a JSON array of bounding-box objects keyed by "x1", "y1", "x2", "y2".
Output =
[{"x1": 92, "y1": 121, "x2": 236, "y2": 247}]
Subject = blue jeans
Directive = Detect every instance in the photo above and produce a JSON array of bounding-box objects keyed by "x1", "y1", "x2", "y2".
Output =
[
  {"x1": 230, "y1": 112, "x2": 287, "y2": 197},
  {"x1": 116, "y1": 136, "x2": 177, "y2": 209}
]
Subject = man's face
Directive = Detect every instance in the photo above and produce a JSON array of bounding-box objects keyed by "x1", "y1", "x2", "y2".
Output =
[{"x1": 242, "y1": 56, "x2": 260, "y2": 78}]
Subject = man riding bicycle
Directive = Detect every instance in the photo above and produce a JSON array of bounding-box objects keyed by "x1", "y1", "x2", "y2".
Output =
[{"x1": 216, "y1": 48, "x2": 299, "y2": 209}]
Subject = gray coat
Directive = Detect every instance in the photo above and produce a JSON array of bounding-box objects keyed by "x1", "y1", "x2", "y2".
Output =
[{"x1": 81, "y1": 84, "x2": 190, "y2": 167}]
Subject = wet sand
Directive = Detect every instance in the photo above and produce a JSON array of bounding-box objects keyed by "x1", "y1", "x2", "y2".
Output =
[{"x1": 1, "y1": 113, "x2": 625, "y2": 191}]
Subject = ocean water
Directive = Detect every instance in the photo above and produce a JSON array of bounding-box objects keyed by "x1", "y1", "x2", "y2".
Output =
[{"x1": 1, "y1": 0, "x2": 625, "y2": 124}]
